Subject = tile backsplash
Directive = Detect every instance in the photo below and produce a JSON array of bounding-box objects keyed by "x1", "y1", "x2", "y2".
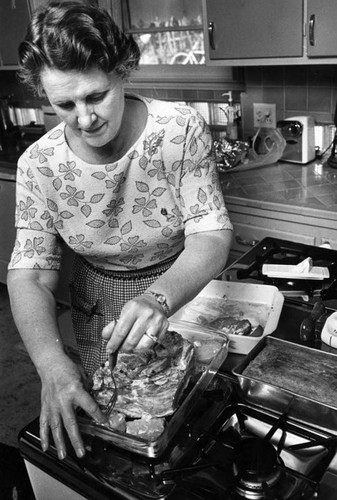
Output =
[
  {"x1": 3, "y1": 64, "x2": 337, "y2": 143},
  {"x1": 241, "y1": 65, "x2": 337, "y2": 140}
]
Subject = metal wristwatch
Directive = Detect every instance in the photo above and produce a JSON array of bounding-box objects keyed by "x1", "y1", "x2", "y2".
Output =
[{"x1": 144, "y1": 290, "x2": 170, "y2": 317}]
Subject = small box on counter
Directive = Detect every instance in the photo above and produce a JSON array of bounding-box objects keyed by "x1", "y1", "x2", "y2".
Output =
[{"x1": 170, "y1": 280, "x2": 284, "y2": 355}]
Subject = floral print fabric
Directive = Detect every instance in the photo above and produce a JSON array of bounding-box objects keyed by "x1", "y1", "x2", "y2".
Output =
[{"x1": 9, "y1": 96, "x2": 232, "y2": 271}]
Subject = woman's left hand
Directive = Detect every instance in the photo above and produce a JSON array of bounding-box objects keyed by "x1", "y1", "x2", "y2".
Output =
[{"x1": 102, "y1": 294, "x2": 169, "y2": 352}]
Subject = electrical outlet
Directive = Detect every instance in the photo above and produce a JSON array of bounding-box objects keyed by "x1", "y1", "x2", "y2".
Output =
[{"x1": 253, "y1": 103, "x2": 276, "y2": 128}]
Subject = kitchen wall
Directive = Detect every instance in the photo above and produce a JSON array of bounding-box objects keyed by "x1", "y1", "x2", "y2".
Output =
[
  {"x1": 241, "y1": 64, "x2": 337, "y2": 140},
  {"x1": 0, "y1": 69, "x2": 242, "y2": 108},
  {"x1": 3, "y1": 64, "x2": 337, "y2": 141}
]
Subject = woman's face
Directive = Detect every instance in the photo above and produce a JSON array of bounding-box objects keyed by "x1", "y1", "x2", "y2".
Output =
[{"x1": 40, "y1": 66, "x2": 125, "y2": 149}]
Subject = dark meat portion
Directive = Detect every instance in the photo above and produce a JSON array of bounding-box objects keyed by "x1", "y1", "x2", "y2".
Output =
[{"x1": 207, "y1": 316, "x2": 252, "y2": 336}]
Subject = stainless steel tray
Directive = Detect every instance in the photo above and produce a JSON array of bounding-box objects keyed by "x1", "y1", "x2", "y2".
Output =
[
  {"x1": 233, "y1": 336, "x2": 337, "y2": 433},
  {"x1": 78, "y1": 320, "x2": 229, "y2": 457}
]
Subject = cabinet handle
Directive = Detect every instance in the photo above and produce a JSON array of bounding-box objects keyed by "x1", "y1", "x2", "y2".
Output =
[
  {"x1": 236, "y1": 235, "x2": 259, "y2": 247},
  {"x1": 309, "y1": 14, "x2": 315, "y2": 46},
  {"x1": 208, "y1": 21, "x2": 215, "y2": 50}
]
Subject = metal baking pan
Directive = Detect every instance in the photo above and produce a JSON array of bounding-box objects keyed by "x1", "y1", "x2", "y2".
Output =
[
  {"x1": 78, "y1": 320, "x2": 229, "y2": 458},
  {"x1": 233, "y1": 336, "x2": 337, "y2": 433}
]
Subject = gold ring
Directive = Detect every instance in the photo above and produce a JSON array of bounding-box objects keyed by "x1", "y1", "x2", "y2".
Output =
[{"x1": 144, "y1": 332, "x2": 158, "y2": 343}]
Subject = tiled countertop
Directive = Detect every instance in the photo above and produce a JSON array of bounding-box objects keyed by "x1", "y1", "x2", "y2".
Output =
[{"x1": 220, "y1": 159, "x2": 337, "y2": 221}]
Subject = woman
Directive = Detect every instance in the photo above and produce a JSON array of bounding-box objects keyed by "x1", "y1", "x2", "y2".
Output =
[{"x1": 7, "y1": 1, "x2": 233, "y2": 460}]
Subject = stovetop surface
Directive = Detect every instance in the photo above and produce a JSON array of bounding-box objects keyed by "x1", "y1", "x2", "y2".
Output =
[{"x1": 19, "y1": 373, "x2": 337, "y2": 500}]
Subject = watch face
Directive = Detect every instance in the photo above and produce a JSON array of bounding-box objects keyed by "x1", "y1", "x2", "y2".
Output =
[
  {"x1": 157, "y1": 295, "x2": 165, "y2": 304},
  {"x1": 145, "y1": 291, "x2": 169, "y2": 315}
]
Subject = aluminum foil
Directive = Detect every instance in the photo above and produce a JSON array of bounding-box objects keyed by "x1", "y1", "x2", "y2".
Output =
[{"x1": 214, "y1": 138, "x2": 249, "y2": 171}]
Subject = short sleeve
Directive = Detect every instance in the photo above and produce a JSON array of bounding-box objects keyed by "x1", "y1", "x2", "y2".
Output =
[
  {"x1": 8, "y1": 154, "x2": 63, "y2": 270},
  {"x1": 178, "y1": 111, "x2": 233, "y2": 236}
]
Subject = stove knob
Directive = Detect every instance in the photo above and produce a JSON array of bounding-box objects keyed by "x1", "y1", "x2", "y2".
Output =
[{"x1": 300, "y1": 316, "x2": 316, "y2": 344}]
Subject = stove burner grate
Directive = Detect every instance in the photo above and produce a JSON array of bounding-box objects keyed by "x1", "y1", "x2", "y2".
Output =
[{"x1": 233, "y1": 437, "x2": 283, "y2": 498}]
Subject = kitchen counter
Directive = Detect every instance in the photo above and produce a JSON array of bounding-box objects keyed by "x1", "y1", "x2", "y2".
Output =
[
  {"x1": 220, "y1": 158, "x2": 337, "y2": 220},
  {"x1": 219, "y1": 158, "x2": 337, "y2": 258}
]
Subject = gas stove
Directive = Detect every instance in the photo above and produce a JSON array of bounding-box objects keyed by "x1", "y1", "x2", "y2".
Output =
[
  {"x1": 19, "y1": 373, "x2": 337, "y2": 500},
  {"x1": 19, "y1": 238, "x2": 337, "y2": 500}
]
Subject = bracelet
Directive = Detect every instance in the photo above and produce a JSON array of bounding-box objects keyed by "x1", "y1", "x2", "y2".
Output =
[{"x1": 143, "y1": 290, "x2": 170, "y2": 317}]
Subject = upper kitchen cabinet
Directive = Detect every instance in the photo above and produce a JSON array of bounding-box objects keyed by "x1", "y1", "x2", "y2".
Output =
[
  {"x1": 119, "y1": 0, "x2": 243, "y2": 90},
  {"x1": 0, "y1": 0, "x2": 30, "y2": 67},
  {"x1": 0, "y1": 0, "x2": 73, "y2": 67},
  {"x1": 203, "y1": 0, "x2": 337, "y2": 66},
  {"x1": 306, "y1": 0, "x2": 337, "y2": 58},
  {"x1": 29, "y1": 0, "x2": 114, "y2": 11}
]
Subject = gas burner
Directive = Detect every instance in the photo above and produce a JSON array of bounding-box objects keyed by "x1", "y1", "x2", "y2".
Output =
[{"x1": 233, "y1": 438, "x2": 283, "y2": 498}]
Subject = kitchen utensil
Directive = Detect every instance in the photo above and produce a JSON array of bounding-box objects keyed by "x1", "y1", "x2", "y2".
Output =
[
  {"x1": 104, "y1": 352, "x2": 118, "y2": 416},
  {"x1": 91, "y1": 353, "x2": 118, "y2": 417}
]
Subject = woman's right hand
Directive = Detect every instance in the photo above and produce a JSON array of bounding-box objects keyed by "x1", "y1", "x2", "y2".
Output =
[{"x1": 38, "y1": 354, "x2": 107, "y2": 460}]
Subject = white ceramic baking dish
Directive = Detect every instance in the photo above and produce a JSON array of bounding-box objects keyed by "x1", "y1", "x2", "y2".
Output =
[{"x1": 170, "y1": 280, "x2": 284, "y2": 355}]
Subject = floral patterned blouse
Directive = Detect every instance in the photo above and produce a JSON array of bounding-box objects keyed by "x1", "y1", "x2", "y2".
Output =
[{"x1": 9, "y1": 96, "x2": 232, "y2": 271}]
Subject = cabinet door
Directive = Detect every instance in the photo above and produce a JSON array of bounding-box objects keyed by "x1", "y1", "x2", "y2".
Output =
[
  {"x1": 204, "y1": 0, "x2": 303, "y2": 61},
  {"x1": 307, "y1": 0, "x2": 337, "y2": 57},
  {"x1": 0, "y1": 0, "x2": 30, "y2": 66}
]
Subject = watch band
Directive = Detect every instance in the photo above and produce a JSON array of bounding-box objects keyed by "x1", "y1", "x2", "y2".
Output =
[{"x1": 143, "y1": 290, "x2": 170, "y2": 317}]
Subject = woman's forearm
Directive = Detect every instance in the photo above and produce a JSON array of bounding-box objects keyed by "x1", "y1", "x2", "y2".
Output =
[
  {"x1": 7, "y1": 268, "x2": 68, "y2": 374},
  {"x1": 148, "y1": 229, "x2": 233, "y2": 316}
]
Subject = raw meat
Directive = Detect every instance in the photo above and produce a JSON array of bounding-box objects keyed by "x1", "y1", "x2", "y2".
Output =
[{"x1": 92, "y1": 330, "x2": 195, "y2": 420}]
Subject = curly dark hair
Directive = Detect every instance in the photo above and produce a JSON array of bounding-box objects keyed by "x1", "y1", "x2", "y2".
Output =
[{"x1": 18, "y1": 1, "x2": 140, "y2": 96}]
